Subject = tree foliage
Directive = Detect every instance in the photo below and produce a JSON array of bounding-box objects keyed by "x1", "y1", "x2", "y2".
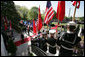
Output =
[
  {"x1": 1, "y1": 1, "x2": 21, "y2": 32},
  {"x1": 41, "y1": 14, "x2": 45, "y2": 21},
  {"x1": 28, "y1": 7, "x2": 38, "y2": 20},
  {"x1": 15, "y1": 5, "x2": 29, "y2": 20},
  {"x1": 78, "y1": 17, "x2": 84, "y2": 21},
  {"x1": 53, "y1": 10, "x2": 57, "y2": 20},
  {"x1": 15, "y1": 6, "x2": 39, "y2": 20}
]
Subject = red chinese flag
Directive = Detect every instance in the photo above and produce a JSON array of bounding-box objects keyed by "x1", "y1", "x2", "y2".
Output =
[
  {"x1": 56, "y1": 1, "x2": 65, "y2": 22},
  {"x1": 10, "y1": 20, "x2": 12, "y2": 30},
  {"x1": 38, "y1": 6, "x2": 42, "y2": 31},
  {"x1": 4, "y1": 17, "x2": 8, "y2": 31},
  {"x1": 33, "y1": 19, "x2": 36, "y2": 34},
  {"x1": 5, "y1": 16, "x2": 8, "y2": 24},
  {"x1": 4, "y1": 23, "x2": 7, "y2": 31},
  {"x1": 71, "y1": 1, "x2": 80, "y2": 9}
]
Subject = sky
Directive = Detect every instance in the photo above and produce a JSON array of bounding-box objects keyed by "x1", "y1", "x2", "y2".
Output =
[{"x1": 13, "y1": 1, "x2": 84, "y2": 17}]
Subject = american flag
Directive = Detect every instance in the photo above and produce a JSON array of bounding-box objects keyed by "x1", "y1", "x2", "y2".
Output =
[{"x1": 44, "y1": 1, "x2": 54, "y2": 24}]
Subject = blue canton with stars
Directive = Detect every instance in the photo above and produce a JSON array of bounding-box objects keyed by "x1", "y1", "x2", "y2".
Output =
[{"x1": 46, "y1": 1, "x2": 51, "y2": 8}]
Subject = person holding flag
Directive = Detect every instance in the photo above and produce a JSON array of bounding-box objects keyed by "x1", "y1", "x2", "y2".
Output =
[{"x1": 57, "y1": 21, "x2": 81, "y2": 56}]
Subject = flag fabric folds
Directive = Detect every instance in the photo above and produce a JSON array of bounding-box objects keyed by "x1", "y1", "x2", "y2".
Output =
[
  {"x1": 4, "y1": 23, "x2": 7, "y2": 31},
  {"x1": 35, "y1": 19, "x2": 38, "y2": 27},
  {"x1": 38, "y1": 6, "x2": 42, "y2": 31},
  {"x1": 5, "y1": 16, "x2": 8, "y2": 24},
  {"x1": 51, "y1": 25, "x2": 58, "y2": 32},
  {"x1": 33, "y1": 19, "x2": 37, "y2": 34},
  {"x1": 4, "y1": 16, "x2": 8, "y2": 31},
  {"x1": 44, "y1": 1, "x2": 54, "y2": 24},
  {"x1": 71, "y1": 1, "x2": 80, "y2": 9},
  {"x1": 56, "y1": 1, "x2": 65, "y2": 22}
]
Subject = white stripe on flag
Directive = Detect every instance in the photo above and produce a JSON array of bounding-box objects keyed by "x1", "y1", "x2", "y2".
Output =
[
  {"x1": 48, "y1": 12, "x2": 54, "y2": 21},
  {"x1": 45, "y1": 8, "x2": 54, "y2": 23},
  {"x1": 45, "y1": 6, "x2": 52, "y2": 17}
]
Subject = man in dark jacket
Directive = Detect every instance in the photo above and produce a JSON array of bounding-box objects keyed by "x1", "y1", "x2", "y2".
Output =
[
  {"x1": 57, "y1": 21, "x2": 81, "y2": 56},
  {"x1": 39, "y1": 32, "x2": 47, "y2": 52},
  {"x1": 31, "y1": 32, "x2": 47, "y2": 52},
  {"x1": 47, "y1": 30, "x2": 57, "y2": 54}
]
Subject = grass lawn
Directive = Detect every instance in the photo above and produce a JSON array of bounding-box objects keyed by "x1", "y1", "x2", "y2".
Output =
[
  {"x1": 43, "y1": 22, "x2": 84, "y2": 42},
  {"x1": 43, "y1": 22, "x2": 84, "y2": 32},
  {"x1": 52, "y1": 22, "x2": 84, "y2": 28},
  {"x1": 43, "y1": 22, "x2": 84, "y2": 46}
]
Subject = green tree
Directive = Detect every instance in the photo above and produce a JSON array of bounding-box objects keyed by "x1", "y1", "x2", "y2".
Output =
[
  {"x1": 53, "y1": 10, "x2": 57, "y2": 20},
  {"x1": 79, "y1": 17, "x2": 84, "y2": 21},
  {"x1": 15, "y1": 5, "x2": 29, "y2": 20},
  {"x1": 41, "y1": 14, "x2": 45, "y2": 21},
  {"x1": 28, "y1": 7, "x2": 38, "y2": 20},
  {"x1": 1, "y1": 1, "x2": 21, "y2": 33}
]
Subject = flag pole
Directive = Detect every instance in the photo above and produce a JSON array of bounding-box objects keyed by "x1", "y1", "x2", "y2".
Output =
[
  {"x1": 42, "y1": 22, "x2": 44, "y2": 31},
  {"x1": 58, "y1": 1, "x2": 60, "y2": 26},
  {"x1": 37, "y1": 5, "x2": 40, "y2": 34},
  {"x1": 57, "y1": 1, "x2": 61, "y2": 31},
  {"x1": 72, "y1": 1, "x2": 77, "y2": 22},
  {"x1": 47, "y1": 19, "x2": 49, "y2": 31},
  {"x1": 56, "y1": 1, "x2": 61, "y2": 36},
  {"x1": 37, "y1": 18, "x2": 39, "y2": 34}
]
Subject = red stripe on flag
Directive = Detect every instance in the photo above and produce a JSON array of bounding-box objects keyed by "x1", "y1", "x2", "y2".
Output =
[
  {"x1": 47, "y1": 13, "x2": 54, "y2": 24},
  {"x1": 45, "y1": 7, "x2": 52, "y2": 17},
  {"x1": 44, "y1": 7, "x2": 53, "y2": 23},
  {"x1": 48, "y1": 10, "x2": 54, "y2": 19}
]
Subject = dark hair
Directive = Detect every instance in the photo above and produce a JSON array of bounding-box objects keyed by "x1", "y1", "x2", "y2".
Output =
[
  {"x1": 44, "y1": 23, "x2": 46, "y2": 26},
  {"x1": 69, "y1": 25, "x2": 76, "y2": 31}
]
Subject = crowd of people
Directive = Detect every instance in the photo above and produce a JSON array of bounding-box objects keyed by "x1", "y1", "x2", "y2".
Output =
[
  {"x1": 30, "y1": 21, "x2": 84, "y2": 56},
  {"x1": 1, "y1": 19, "x2": 84, "y2": 56}
]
